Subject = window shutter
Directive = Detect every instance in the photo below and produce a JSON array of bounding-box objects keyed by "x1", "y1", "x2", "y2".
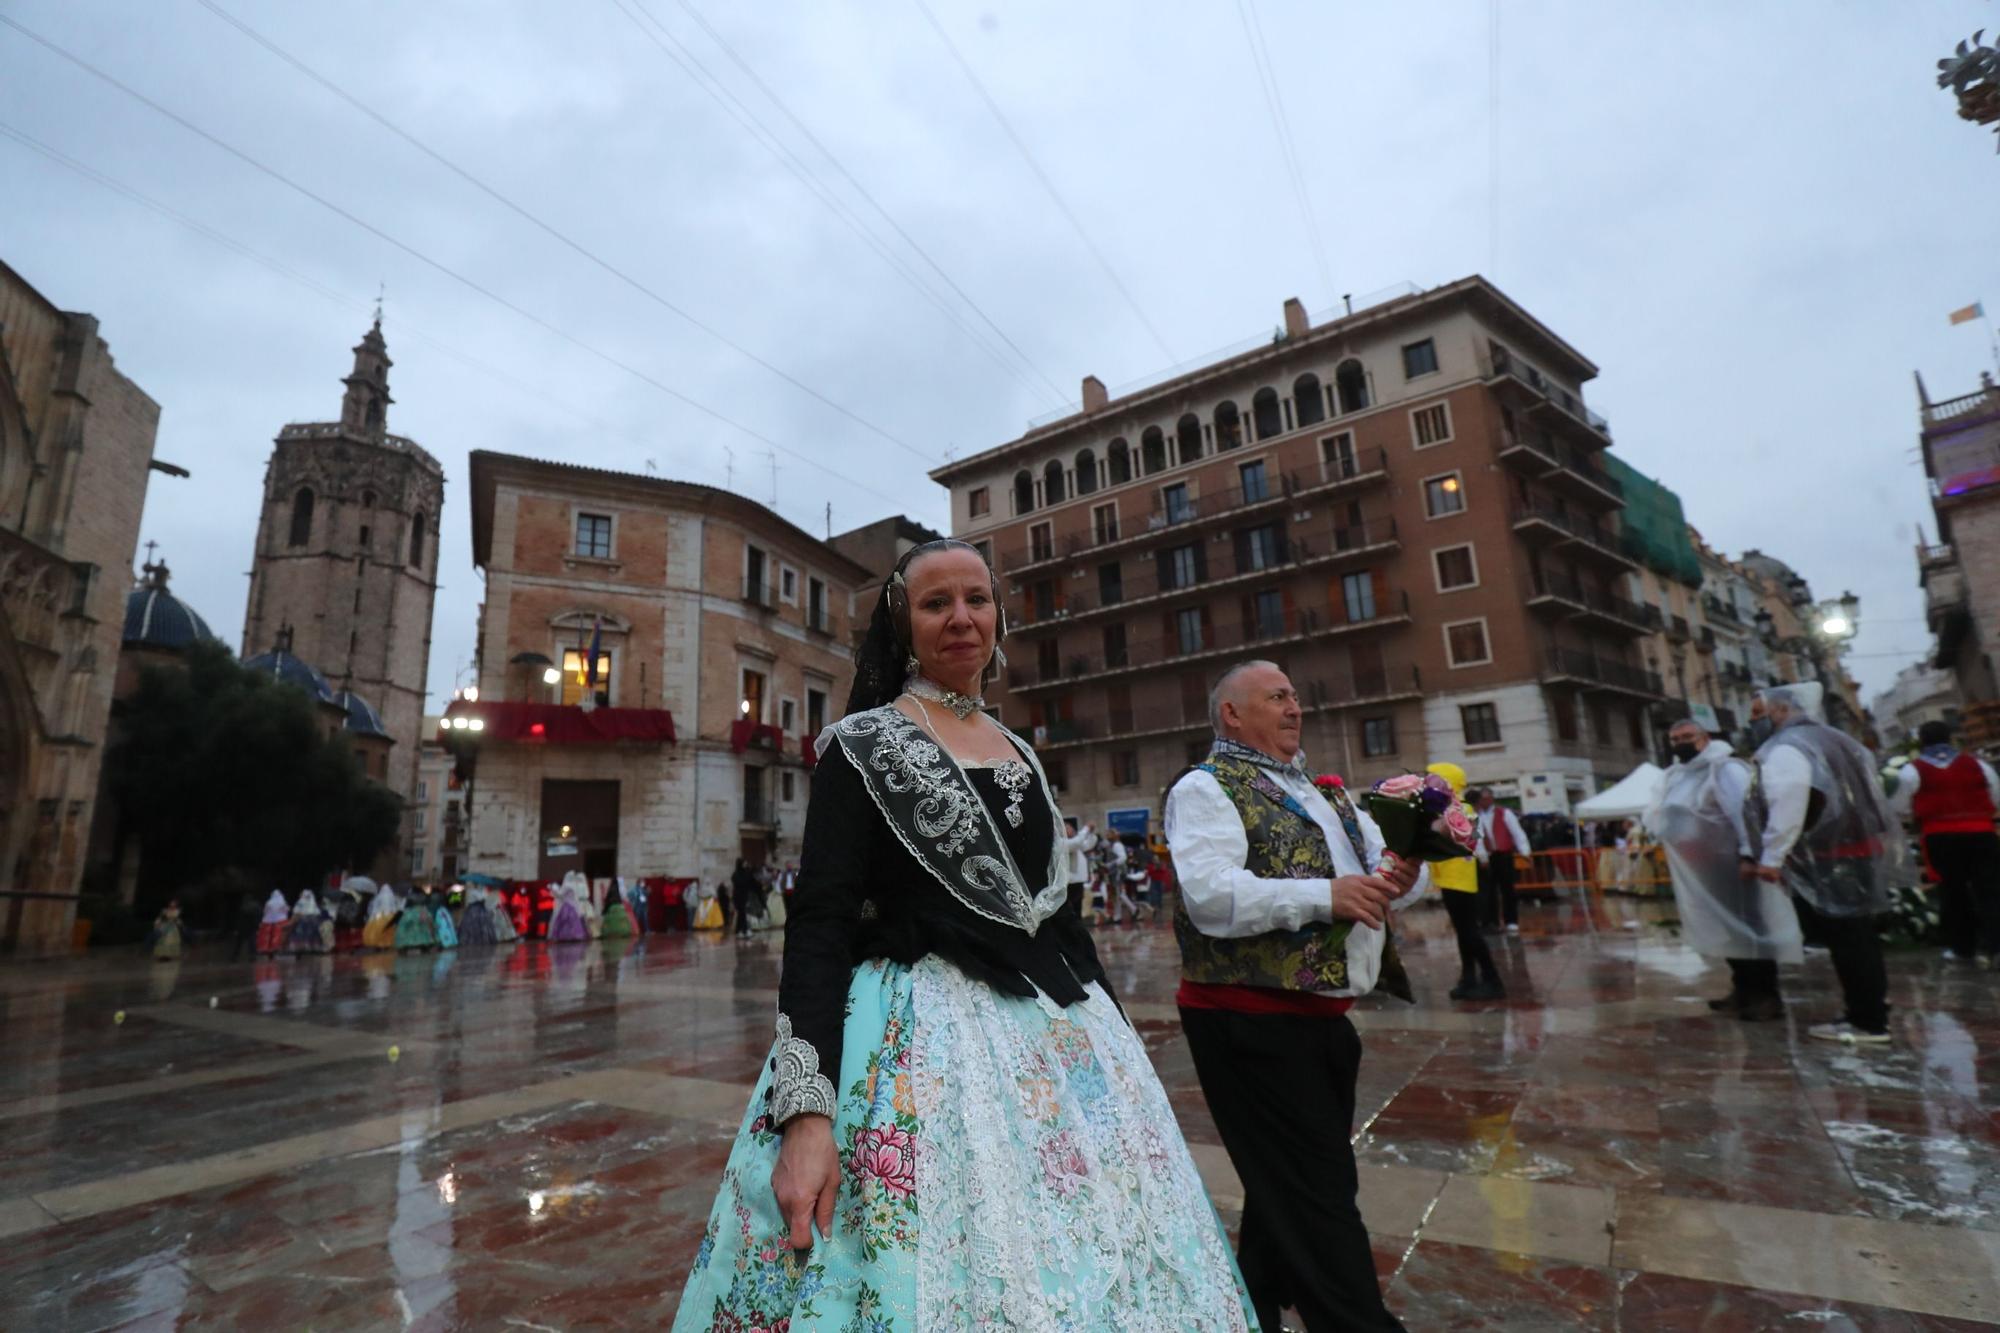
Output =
[
  {"x1": 1194, "y1": 543, "x2": 1209, "y2": 583},
  {"x1": 1371, "y1": 569, "x2": 1390, "y2": 619}
]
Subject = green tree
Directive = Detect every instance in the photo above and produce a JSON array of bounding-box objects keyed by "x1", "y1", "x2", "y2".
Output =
[{"x1": 109, "y1": 641, "x2": 403, "y2": 912}]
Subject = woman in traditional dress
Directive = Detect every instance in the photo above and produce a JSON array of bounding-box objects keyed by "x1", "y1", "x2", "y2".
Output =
[
  {"x1": 395, "y1": 885, "x2": 438, "y2": 951},
  {"x1": 549, "y1": 882, "x2": 590, "y2": 941},
  {"x1": 151, "y1": 899, "x2": 184, "y2": 961},
  {"x1": 361, "y1": 884, "x2": 401, "y2": 950},
  {"x1": 457, "y1": 885, "x2": 499, "y2": 946},
  {"x1": 673, "y1": 540, "x2": 1249, "y2": 1331},
  {"x1": 285, "y1": 890, "x2": 328, "y2": 954},
  {"x1": 600, "y1": 883, "x2": 636, "y2": 938},
  {"x1": 256, "y1": 891, "x2": 291, "y2": 955},
  {"x1": 491, "y1": 888, "x2": 520, "y2": 943},
  {"x1": 691, "y1": 881, "x2": 725, "y2": 931},
  {"x1": 433, "y1": 889, "x2": 461, "y2": 950}
]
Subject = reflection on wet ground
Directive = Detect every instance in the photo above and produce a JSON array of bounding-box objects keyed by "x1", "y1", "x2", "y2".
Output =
[{"x1": 2, "y1": 893, "x2": 1997, "y2": 1329}]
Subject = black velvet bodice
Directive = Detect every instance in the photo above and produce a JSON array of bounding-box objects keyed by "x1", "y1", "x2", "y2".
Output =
[{"x1": 775, "y1": 739, "x2": 1111, "y2": 1095}]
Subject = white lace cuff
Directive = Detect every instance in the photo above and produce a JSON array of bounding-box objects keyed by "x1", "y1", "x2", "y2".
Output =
[{"x1": 769, "y1": 1012, "x2": 837, "y2": 1124}]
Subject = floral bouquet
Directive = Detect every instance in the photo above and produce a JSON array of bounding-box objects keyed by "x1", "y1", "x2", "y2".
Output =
[
  {"x1": 1363, "y1": 772, "x2": 1478, "y2": 862},
  {"x1": 1312, "y1": 773, "x2": 1344, "y2": 800}
]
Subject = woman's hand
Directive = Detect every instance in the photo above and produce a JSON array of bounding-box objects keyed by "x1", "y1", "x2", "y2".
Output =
[{"x1": 771, "y1": 1113, "x2": 840, "y2": 1251}]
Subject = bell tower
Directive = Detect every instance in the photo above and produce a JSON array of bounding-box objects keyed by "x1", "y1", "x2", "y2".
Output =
[
  {"x1": 241, "y1": 319, "x2": 444, "y2": 867},
  {"x1": 339, "y1": 318, "x2": 393, "y2": 441}
]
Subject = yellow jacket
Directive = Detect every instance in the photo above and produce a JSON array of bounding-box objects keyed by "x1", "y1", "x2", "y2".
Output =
[{"x1": 1426, "y1": 761, "x2": 1480, "y2": 894}]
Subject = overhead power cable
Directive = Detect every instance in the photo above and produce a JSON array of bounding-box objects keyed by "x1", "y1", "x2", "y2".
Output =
[
  {"x1": 0, "y1": 12, "x2": 905, "y2": 507},
  {"x1": 666, "y1": 0, "x2": 1068, "y2": 404},
  {"x1": 1233, "y1": 0, "x2": 1334, "y2": 305},
  {"x1": 910, "y1": 0, "x2": 1178, "y2": 366},
  {"x1": 192, "y1": 0, "x2": 943, "y2": 468},
  {"x1": 606, "y1": 0, "x2": 1065, "y2": 407},
  {"x1": 0, "y1": 119, "x2": 744, "y2": 500}
]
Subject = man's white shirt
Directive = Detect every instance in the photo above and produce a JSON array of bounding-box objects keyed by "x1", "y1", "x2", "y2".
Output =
[{"x1": 1165, "y1": 766, "x2": 1426, "y2": 998}]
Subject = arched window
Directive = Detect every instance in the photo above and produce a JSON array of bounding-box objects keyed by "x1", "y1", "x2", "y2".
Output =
[
  {"x1": 1141, "y1": 428, "x2": 1167, "y2": 475},
  {"x1": 1074, "y1": 448, "x2": 1099, "y2": 495},
  {"x1": 1106, "y1": 440, "x2": 1132, "y2": 485},
  {"x1": 1177, "y1": 413, "x2": 1203, "y2": 464},
  {"x1": 1335, "y1": 359, "x2": 1369, "y2": 414},
  {"x1": 364, "y1": 399, "x2": 382, "y2": 430},
  {"x1": 409, "y1": 510, "x2": 426, "y2": 566},
  {"x1": 1293, "y1": 373, "x2": 1325, "y2": 427},
  {"x1": 1252, "y1": 388, "x2": 1283, "y2": 439},
  {"x1": 1013, "y1": 470, "x2": 1036, "y2": 515},
  {"x1": 1215, "y1": 401, "x2": 1243, "y2": 451},
  {"x1": 288, "y1": 487, "x2": 314, "y2": 547},
  {"x1": 1043, "y1": 459, "x2": 1067, "y2": 505}
]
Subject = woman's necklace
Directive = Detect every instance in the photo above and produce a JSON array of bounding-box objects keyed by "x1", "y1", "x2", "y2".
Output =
[
  {"x1": 904, "y1": 673, "x2": 985, "y2": 721},
  {"x1": 905, "y1": 692, "x2": 1033, "y2": 829}
]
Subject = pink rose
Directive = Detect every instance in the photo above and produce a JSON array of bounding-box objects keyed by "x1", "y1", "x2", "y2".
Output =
[
  {"x1": 1436, "y1": 805, "x2": 1476, "y2": 850},
  {"x1": 1373, "y1": 773, "x2": 1426, "y2": 799},
  {"x1": 849, "y1": 1125, "x2": 916, "y2": 1198}
]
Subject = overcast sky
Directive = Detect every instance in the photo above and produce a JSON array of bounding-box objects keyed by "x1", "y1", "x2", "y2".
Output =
[{"x1": 6, "y1": 1, "x2": 1997, "y2": 715}]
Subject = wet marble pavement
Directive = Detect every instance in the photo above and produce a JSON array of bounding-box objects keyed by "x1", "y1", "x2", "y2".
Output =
[{"x1": 3, "y1": 895, "x2": 1999, "y2": 1330}]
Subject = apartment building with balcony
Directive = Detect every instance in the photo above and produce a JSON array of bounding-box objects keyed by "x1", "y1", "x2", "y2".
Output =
[
  {"x1": 932, "y1": 277, "x2": 1663, "y2": 824},
  {"x1": 1917, "y1": 371, "x2": 2000, "y2": 741},
  {"x1": 446, "y1": 452, "x2": 874, "y2": 888}
]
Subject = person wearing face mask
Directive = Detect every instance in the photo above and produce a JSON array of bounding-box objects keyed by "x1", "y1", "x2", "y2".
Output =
[
  {"x1": 1749, "y1": 683, "x2": 1904, "y2": 1044},
  {"x1": 674, "y1": 540, "x2": 1252, "y2": 1330},
  {"x1": 1646, "y1": 719, "x2": 1802, "y2": 1019}
]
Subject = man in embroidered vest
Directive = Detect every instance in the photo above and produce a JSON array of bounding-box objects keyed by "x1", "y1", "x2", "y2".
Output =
[
  {"x1": 1893, "y1": 720, "x2": 2000, "y2": 966},
  {"x1": 1165, "y1": 660, "x2": 1422, "y2": 1333}
]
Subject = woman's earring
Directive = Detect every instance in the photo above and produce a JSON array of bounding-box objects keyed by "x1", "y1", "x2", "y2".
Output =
[
  {"x1": 904, "y1": 654, "x2": 921, "y2": 679},
  {"x1": 991, "y1": 644, "x2": 1007, "y2": 674}
]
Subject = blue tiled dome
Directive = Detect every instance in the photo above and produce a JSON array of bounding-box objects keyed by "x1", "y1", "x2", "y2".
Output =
[
  {"x1": 122, "y1": 564, "x2": 217, "y2": 650},
  {"x1": 332, "y1": 688, "x2": 389, "y2": 737},
  {"x1": 242, "y1": 648, "x2": 335, "y2": 703}
]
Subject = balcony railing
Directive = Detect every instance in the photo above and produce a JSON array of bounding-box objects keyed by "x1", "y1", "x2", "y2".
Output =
[
  {"x1": 1483, "y1": 344, "x2": 1613, "y2": 441},
  {"x1": 1701, "y1": 595, "x2": 1743, "y2": 626},
  {"x1": 1028, "y1": 662, "x2": 1426, "y2": 750},
  {"x1": 806, "y1": 606, "x2": 833, "y2": 636},
  {"x1": 997, "y1": 450, "x2": 1390, "y2": 575},
  {"x1": 1529, "y1": 570, "x2": 1653, "y2": 632},
  {"x1": 1696, "y1": 626, "x2": 1717, "y2": 651},
  {"x1": 1509, "y1": 501, "x2": 1636, "y2": 568},
  {"x1": 1539, "y1": 645, "x2": 1665, "y2": 697},
  {"x1": 1013, "y1": 516, "x2": 1400, "y2": 628},
  {"x1": 1666, "y1": 613, "x2": 1691, "y2": 641},
  {"x1": 742, "y1": 578, "x2": 780, "y2": 610},
  {"x1": 1009, "y1": 591, "x2": 1412, "y2": 692},
  {"x1": 741, "y1": 795, "x2": 777, "y2": 826}
]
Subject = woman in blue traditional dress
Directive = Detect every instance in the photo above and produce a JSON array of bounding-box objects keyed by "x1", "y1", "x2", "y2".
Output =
[
  {"x1": 395, "y1": 885, "x2": 438, "y2": 951},
  {"x1": 673, "y1": 541, "x2": 1250, "y2": 1332},
  {"x1": 433, "y1": 889, "x2": 460, "y2": 949},
  {"x1": 457, "y1": 885, "x2": 499, "y2": 946},
  {"x1": 285, "y1": 890, "x2": 328, "y2": 954}
]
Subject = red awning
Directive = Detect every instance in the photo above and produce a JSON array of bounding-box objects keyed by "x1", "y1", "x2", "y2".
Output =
[
  {"x1": 440, "y1": 700, "x2": 675, "y2": 745},
  {"x1": 729, "y1": 719, "x2": 787, "y2": 754}
]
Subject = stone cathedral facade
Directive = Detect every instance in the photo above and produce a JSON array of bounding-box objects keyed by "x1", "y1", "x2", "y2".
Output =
[{"x1": 240, "y1": 320, "x2": 444, "y2": 870}]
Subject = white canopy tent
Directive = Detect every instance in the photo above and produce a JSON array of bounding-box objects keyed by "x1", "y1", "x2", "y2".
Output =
[{"x1": 1574, "y1": 763, "x2": 1665, "y2": 820}]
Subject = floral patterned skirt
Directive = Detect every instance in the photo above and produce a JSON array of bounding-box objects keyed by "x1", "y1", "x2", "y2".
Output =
[{"x1": 672, "y1": 957, "x2": 1254, "y2": 1332}]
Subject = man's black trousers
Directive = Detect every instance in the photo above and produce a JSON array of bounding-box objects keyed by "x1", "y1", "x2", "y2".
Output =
[
  {"x1": 1792, "y1": 897, "x2": 1889, "y2": 1033},
  {"x1": 1180, "y1": 1006, "x2": 1405, "y2": 1333},
  {"x1": 1924, "y1": 831, "x2": 2000, "y2": 958}
]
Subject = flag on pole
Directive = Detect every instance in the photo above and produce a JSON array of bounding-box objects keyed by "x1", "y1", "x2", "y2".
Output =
[
  {"x1": 584, "y1": 617, "x2": 603, "y2": 691},
  {"x1": 1949, "y1": 302, "x2": 1984, "y2": 326}
]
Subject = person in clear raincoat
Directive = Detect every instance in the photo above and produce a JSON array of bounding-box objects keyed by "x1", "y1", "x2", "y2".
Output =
[
  {"x1": 1749, "y1": 683, "x2": 1904, "y2": 1045},
  {"x1": 1646, "y1": 718, "x2": 1802, "y2": 1021}
]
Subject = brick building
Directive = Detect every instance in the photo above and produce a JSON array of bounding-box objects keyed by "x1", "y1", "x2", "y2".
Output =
[
  {"x1": 1917, "y1": 371, "x2": 2000, "y2": 744},
  {"x1": 933, "y1": 277, "x2": 1665, "y2": 827},
  {"x1": 240, "y1": 319, "x2": 444, "y2": 863},
  {"x1": 0, "y1": 259, "x2": 164, "y2": 954},
  {"x1": 446, "y1": 452, "x2": 877, "y2": 887},
  {"x1": 411, "y1": 717, "x2": 463, "y2": 883}
]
